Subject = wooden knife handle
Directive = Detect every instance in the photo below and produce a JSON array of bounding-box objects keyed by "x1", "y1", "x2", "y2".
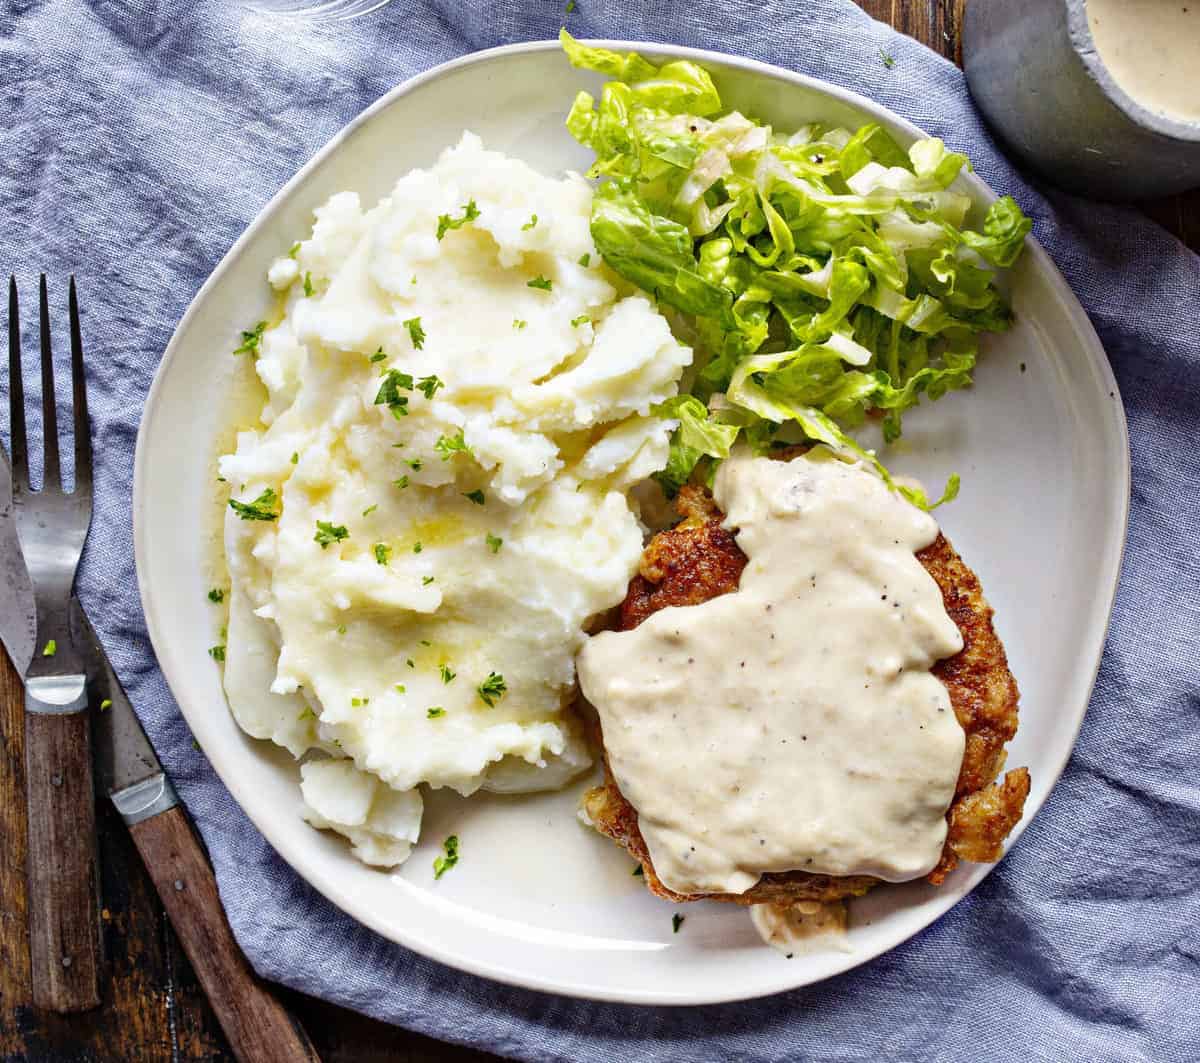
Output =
[
  {"x1": 23, "y1": 709, "x2": 103, "y2": 1012},
  {"x1": 129, "y1": 805, "x2": 321, "y2": 1063}
]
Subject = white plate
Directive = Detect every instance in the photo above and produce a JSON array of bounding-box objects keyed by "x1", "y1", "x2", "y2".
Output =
[{"x1": 133, "y1": 40, "x2": 1130, "y2": 1005}]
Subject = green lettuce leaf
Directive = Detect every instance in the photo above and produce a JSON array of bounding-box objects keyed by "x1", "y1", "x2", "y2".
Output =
[
  {"x1": 650, "y1": 395, "x2": 741, "y2": 496},
  {"x1": 560, "y1": 30, "x2": 659, "y2": 83},
  {"x1": 562, "y1": 39, "x2": 1032, "y2": 509},
  {"x1": 589, "y1": 182, "x2": 731, "y2": 318},
  {"x1": 961, "y1": 195, "x2": 1033, "y2": 267}
]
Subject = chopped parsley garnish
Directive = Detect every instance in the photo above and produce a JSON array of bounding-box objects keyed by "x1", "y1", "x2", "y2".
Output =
[
  {"x1": 208, "y1": 645, "x2": 226, "y2": 662},
  {"x1": 100, "y1": 699, "x2": 112, "y2": 711},
  {"x1": 337, "y1": 625, "x2": 347, "y2": 635},
  {"x1": 303, "y1": 271, "x2": 314, "y2": 297},
  {"x1": 434, "y1": 430, "x2": 472, "y2": 461},
  {"x1": 422, "y1": 575, "x2": 435, "y2": 586},
  {"x1": 672, "y1": 913, "x2": 685, "y2": 933},
  {"x1": 229, "y1": 487, "x2": 279, "y2": 522},
  {"x1": 522, "y1": 214, "x2": 538, "y2": 231},
  {"x1": 512, "y1": 319, "x2": 527, "y2": 330},
  {"x1": 477, "y1": 672, "x2": 507, "y2": 707},
  {"x1": 404, "y1": 317, "x2": 426, "y2": 351},
  {"x1": 879, "y1": 47, "x2": 896, "y2": 68},
  {"x1": 368, "y1": 348, "x2": 387, "y2": 364},
  {"x1": 413, "y1": 541, "x2": 423, "y2": 554},
  {"x1": 570, "y1": 314, "x2": 590, "y2": 327},
  {"x1": 419, "y1": 639, "x2": 432, "y2": 647},
  {"x1": 527, "y1": 275, "x2": 553, "y2": 291},
  {"x1": 427, "y1": 706, "x2": 446, "y2": 719},
  {"x1": 436, "y1": 199, "x2": 480, "y2": 240},
  {"x1": 463, "y1": 489, "x2": 485, "y2": 505},
  {"x1": 565, "y1": 0, "x2": 576, "y2": 11},
  {"x1": 406, "y1": 658, "x2": 415, "y2": 668},
  {"x1": 394, "y1": 684, "x2": 406, "y2": 694},
  {"x1": 290, "y1": 452, "x2": 299, "y2": 465},
  {"x1": 298, "y1": 707, "x2": 316, "y2": 721},
  {"x1": 374, "y1": 542, "x2": 391, "y2": 565},
  {"x1": 393, "y1": 475, "x2": 410, "y2": 490},
  {"x1": 362, "y1": 504, "x2": 378, "y2": 517},
  {"x1": 433, "y1": 834, "x2": 458, "y2": 877},
  {"x1": 233, "y1": 321, "x2": 266, "y2": 357},
  {"x1": 351, "y1": 696, "x2": 369, "y2": 707},
  {"x1": 207, "y1": 588, "x2": 225, "y2": 603},
  {"x1": 485, "y1": 532, "x2": 503, "y2": 554},
  {"x1": 42, "y1": 639, "x2": 57, "y2": 657},
  {"x1": 439, "y1": 664, "x2": 456, "y2": 684},
  {"x1": 288, "y1": 242, "x2": 301, "y2": 259},
  {"x1": 374, "y1": 369, "x2": 414, "y2": 419},
  {"x1": 405, "y1": 458, "x2": 424, "y2": 472},
  {"x1": 416, "y1": 374, "x2": 444, "y2": 400},
  {"x1": 314, "y1": 521, "x2": 349, "y2": 549},
  {"x1": 578, "y1": 252, "x2": 590, "y2": 267}
]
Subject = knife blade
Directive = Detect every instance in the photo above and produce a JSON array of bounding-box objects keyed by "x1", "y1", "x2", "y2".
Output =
[
  {"x1": 69, "y1": 597, "x2": 179, "y2": 822},
  {"x1": 0, "y1": 448, "x2": 36, "y2": 676}
]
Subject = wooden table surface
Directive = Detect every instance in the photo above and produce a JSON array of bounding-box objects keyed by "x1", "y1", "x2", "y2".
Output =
[{"x1": 3, "y1": 3, "x2": 1197, "y2": 1060}]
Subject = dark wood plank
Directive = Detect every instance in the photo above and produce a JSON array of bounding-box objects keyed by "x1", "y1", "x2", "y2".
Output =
[
  {"x1": 856, "y1": 0, "x2": 938, "y2": 50},
  {"x1": 931, "y1": 0, "x2": 965, "y2": 63},
  {"x1": 0, "y1": 648, "x2": 35, "y2": 1055},
  {"x1": 1142, "y1": 191, "x2": 1200, "y2": 252},
  {"x1": 129, "y1": 807, "x2": 319, "y2": 1063},
  {"x1": 2, "y1": 646, "x2": 233, "y2": 1060},
  {"x1": 23, "y1": 709, "x2": 103, "y2": 1012}
]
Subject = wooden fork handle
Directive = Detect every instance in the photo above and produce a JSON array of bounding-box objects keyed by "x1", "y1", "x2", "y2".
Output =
[
  {"x1": 23, "y1": 707, "x2": 103, "y2": 1012},
  {"x1": 129, "y1": 805, "x2": 321, "y2": 1063}
]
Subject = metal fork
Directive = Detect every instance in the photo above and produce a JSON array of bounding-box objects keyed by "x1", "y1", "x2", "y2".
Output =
[{"x1": 7, "y1": 275, "x2": 102, "y2": 1011}]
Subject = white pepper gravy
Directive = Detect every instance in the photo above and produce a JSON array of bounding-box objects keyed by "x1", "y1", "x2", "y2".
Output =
[{"x1": 577, "y1": 449, "x2": 965, "y2": 896}]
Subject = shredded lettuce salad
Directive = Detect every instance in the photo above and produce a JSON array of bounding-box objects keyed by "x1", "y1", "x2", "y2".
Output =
[{"x1": 561, "y1": 31, "x2": 1032, "y2": 507}]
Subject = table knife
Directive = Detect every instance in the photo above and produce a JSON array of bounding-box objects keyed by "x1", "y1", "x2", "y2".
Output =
[
  {"x1": 70, "y1": 598, "x2": 320, "y2": 1063},
  {"x1": 0, "y1": 470, "x2": 35, "y2": 674}
]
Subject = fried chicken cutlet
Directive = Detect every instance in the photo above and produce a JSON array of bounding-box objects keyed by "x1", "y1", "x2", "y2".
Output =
[{"x1": 583, "y1": 477, "x2": 1031, "y2": 906}]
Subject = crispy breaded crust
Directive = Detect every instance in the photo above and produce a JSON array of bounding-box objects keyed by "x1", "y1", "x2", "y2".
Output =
[
  {"x1": 585, "y1": 477, "x2": 1030, "y2": 905},
  {"x1": 621, "y1": 486, "x2": 747, "y2": 629}
]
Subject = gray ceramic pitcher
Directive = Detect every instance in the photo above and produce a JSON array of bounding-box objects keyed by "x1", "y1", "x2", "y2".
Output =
[{"x1": 963, "y1": 0, "x2": 1200, "y2": 200}]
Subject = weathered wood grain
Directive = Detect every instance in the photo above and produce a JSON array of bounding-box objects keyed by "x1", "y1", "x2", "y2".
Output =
[
  {"x1": 2, "y1": 647, "x2": 228, "y2": 1060},
  {"x1": 3, "y1": 2, "x2": 1197, "y2": 1059},
  {"x1": 129, "y1": 806, "x2": 320, "y2": 1063},
  {"x1": 23, "y1": 709, "x2": 103, "y2": 1013}
]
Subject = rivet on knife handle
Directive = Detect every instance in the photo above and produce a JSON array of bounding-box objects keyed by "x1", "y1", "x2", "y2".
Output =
[{"x1": 127, "y1": 806, "x2": 322, "y2": 1063}]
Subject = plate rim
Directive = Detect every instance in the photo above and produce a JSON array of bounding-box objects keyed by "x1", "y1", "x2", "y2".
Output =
[{"x1": 133, "y1": 37, "x2": 1132, "y2": 1005}]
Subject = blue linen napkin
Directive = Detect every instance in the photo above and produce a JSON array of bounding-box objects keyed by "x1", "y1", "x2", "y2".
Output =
[{"x1": 4, "y1": 0, "x2": 1198, "y2": 1058}]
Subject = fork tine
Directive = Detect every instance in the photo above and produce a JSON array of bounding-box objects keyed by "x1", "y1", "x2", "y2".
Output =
[
  {"x1": 8, "y1": 276, "x2": 30, "y2": 491},
  {"x1": 38, "y1": 274, "x2": 61, "y2": 491},
  {"x1": 68, "y1": 278, "x2": 92, "y2": 498}
]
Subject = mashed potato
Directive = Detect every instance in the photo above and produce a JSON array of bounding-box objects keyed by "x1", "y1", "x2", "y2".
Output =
[{"x1": 220, "y1": 134, "x2": 692, "y2": 867}]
